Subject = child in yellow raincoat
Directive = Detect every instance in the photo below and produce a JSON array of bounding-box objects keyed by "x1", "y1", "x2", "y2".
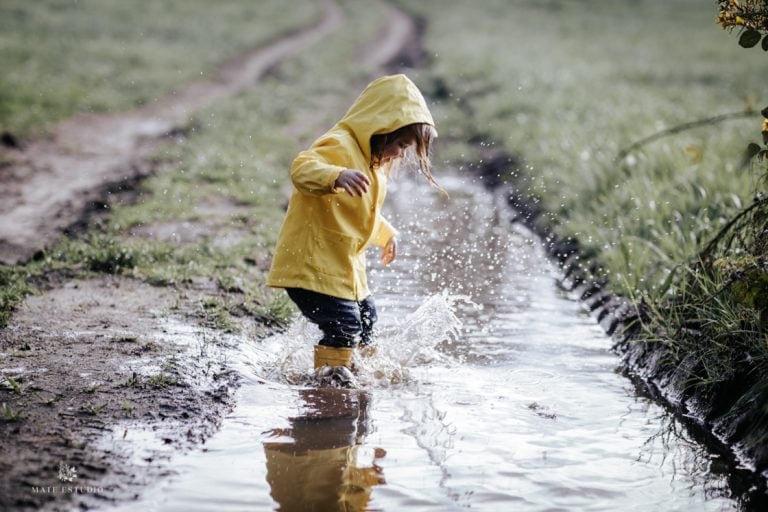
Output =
[{"x1": 267, "y1": 74, "x2": 440, "y2": 369}]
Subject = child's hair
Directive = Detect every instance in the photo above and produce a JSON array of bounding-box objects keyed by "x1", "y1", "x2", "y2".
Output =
[{"x1": 370, "y1": 123, "x2": 445, "y2": 194}]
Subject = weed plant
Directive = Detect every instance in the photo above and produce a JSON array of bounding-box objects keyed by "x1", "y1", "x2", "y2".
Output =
[
  {"x1": 1, "y1": 402, "x2": 23, "y2": 422},
  {"x1": 4, "y1": 375, "x2": 22, "y2": 394}
]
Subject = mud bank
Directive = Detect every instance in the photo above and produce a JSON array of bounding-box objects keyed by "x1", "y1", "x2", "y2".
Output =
[
  {"x1": 464, "y1": 145, "x2": 768, "y2": 507},
  {"x1": 0, "y1": 276, "x2": 241, "y2": 511}
]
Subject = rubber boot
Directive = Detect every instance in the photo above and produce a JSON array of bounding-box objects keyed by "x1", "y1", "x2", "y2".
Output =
[{"x1": 314, "y1": 345, "x2": 354, "y2": 369}]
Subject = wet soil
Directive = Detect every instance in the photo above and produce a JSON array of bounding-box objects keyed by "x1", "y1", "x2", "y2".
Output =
[
  {"x1": 0, "y1": 277, "x2": 238, "y2": 510},
  {"x1": 0, "y1": 1, "x2": 422, "y2": 510}
]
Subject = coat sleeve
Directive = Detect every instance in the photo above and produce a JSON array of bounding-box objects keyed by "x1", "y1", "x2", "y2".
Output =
[
  {"x1": 290, "y1": 135, "x2": 348, "y2": 196},
  {"x1": 372, "y1": 214, "x2": 398, "y2": 248}
]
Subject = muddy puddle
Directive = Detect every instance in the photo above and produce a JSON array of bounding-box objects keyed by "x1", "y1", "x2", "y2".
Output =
[{"x1": 105, "y1": 171, "x2": 740, "y2": 511}]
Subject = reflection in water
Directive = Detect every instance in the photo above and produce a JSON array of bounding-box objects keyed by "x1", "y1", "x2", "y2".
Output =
[
  {"x1": 263, "y1": 389, "x2": 385, "y2": 511},
  {"x1": 633, "y1": 407, "x2": 731, "y2": 501},
  {"x1": 630, "y1": 388, "x2": 768, "y2": 509}
]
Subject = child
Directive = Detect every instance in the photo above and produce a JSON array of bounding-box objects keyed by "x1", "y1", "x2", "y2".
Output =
[{"x1": 267, "y1": 74, "x2": 440, "y2": 370}]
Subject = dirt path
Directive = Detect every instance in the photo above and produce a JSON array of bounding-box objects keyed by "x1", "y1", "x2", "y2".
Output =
[
  {"x1": 0, "y1": 1, "x2": 422, "y2": 510},
  {"x1": 0, "y1": 1, "x2": 343, "y2": 266}
]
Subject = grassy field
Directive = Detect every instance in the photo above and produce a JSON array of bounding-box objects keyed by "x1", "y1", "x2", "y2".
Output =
[
  {"x1": 401, "y1": 0, "x2": 765, "y2": 295},
  {"x1": 400, "y1": 0, "x2": 768, "y2": 464},
  {"x1": 0, "y1": 0, "x2": 320, "y2": 137},
  {"x1": 0, "y1": 0, "x2": 388, "y2": 329}
]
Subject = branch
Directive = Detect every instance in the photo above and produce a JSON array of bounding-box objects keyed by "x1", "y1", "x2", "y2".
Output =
[
  {"x1": 698, "y1": 195, "x2": 768, "y2": 262},
  {"x1": 616, "y1": 110, "x2": 759, "y2": 162}
]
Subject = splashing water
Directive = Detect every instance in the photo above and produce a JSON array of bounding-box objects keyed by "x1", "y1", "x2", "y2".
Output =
[
  {"x1": 352, "y1": 291, "x2": 469, "y2": 387},
  {"x1": 234, "y1": 291, "x2": 467, "y2": 389}
]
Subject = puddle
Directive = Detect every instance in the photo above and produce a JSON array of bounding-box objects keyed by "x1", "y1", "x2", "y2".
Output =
[{"x1": 106, "y1": 172, "x2": 741, "y2": 511}]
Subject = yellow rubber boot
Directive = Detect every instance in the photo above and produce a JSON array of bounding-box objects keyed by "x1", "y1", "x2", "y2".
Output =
[{"x1": 314, "y1": 345, "x2": 354, "y2": 369}]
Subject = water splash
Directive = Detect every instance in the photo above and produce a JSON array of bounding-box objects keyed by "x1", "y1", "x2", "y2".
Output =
[
  {"x1": 353, "y1": 291, "x2": 468, "y2": 387},
  {"x1": 235, "y1": 291, "x2": 467, "y2": 389},
  {"x1": 233, "y1": 319, "x2": 317, "y2": 386}
]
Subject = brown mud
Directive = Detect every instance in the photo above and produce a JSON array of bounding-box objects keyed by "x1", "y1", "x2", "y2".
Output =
[
  {"x1": 0, "y1": 0, "x2": 421, "y2": 510},
  {"x1": 0, "y1": 277, "x2": 239, "y2": 510}
]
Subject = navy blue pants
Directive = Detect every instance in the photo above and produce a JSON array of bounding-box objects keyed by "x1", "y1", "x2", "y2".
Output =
[{"x1": 285, "y1": 288, "x2": 377, "y2": 348}]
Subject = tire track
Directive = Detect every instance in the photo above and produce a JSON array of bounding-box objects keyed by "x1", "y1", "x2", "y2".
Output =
[{"x1": 0, "y1": 0, "x2": 343, "y2": 265}]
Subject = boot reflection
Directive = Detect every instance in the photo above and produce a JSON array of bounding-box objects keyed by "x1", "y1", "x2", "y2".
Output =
[{"x1": 263, "y1": 389, "x2": 385, "y2": 512}]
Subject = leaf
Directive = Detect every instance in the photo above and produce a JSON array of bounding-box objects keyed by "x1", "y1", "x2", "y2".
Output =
[
  {"x1": 657, "y1": 265, "x2": 679, "y2": 297},
  {"x1": 739, "y1": 29, "x2": 762, "y2": 48},
  {"x1": 763, "y1": 34, "x2": 768, "y2": 51},
  {"x1": 684, "y1": 145, "x2": 703, "y2": 164},
  {"x1": 620, "y1": 240, "x2": 630, "y2": 266}
]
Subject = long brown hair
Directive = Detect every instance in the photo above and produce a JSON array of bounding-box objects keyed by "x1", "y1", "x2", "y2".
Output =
[{"x1": 370, "y1": 123, "x2": 445, "y2": 194}]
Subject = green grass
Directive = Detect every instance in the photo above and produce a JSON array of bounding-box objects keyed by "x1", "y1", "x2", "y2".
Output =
[
  {"x1": 0, "y1": 267, "x2": 30, "y2": 328},
  {"x1": 400, "y1": 0, "x2": 768, "y2": 459},
  {"x1": 0, "y1": 0, "x2": 320, "y2": 137},
  {"x1": 121, "y1": 400, "x2": 135, "y2": 417},
  {"x1": 631, "y1": 258, "x2": 768, "y2": 418},
  {"x1": 79, "y1": 402, "x2": 104, "y2": 415},
  {"x1": 403, "y1": 0, "x2": 765, "y2": 296},
  {"x1": 4, "y1": 376, "x2": 22, "y2": 394},
  {"x1": 1, "y1": 402, "x2": 24, "y2": 422},
  {"x1": 146, "y1": 372, "x2": 177, "y2": 389}
]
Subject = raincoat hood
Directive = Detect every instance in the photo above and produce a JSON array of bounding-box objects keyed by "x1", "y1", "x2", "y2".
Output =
[{"x1": 337, "y1": 74, "x2": 435, "y2": 162}]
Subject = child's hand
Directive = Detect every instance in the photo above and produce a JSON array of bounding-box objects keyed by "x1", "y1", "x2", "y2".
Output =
[
  {"x1": 335, "y1": 169, "x2": 370, "y2": 197},
  {"x1": 381, "y1": 237, "x2": 397, "y2": 266}
]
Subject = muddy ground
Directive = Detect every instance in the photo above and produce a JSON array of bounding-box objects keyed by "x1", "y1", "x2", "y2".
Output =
[
  {"x1": 0, "y1": 277, "x2": 240, "y2": 510},
  {"x1": 0, "y1": 0, "x2": 419, "y2": 509}
]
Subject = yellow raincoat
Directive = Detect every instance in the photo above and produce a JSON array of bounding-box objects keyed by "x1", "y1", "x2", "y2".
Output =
[{"x1": 267, "y1": 74, "x2": 435, "y2": 301}]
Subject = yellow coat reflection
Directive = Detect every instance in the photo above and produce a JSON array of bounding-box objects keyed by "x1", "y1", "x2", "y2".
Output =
[{"x1": 264, "y1": 389, "x2": 385, "y2": 512}]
